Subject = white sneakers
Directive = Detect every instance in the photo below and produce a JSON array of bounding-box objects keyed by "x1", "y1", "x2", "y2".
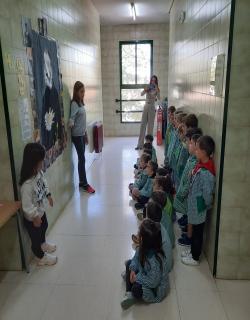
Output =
[
  {"x1": 36, "y1": 242, "x2": 57, "y2": 266},
  {"x1": 37, "y1": 253, "x2": 58, "y2": 266},
  {"x1": 41, "y1": 242, "x2": 57, "y2": 253},
  {"x1": 181, "y1": 255, "x2": 199, "y2": 266},
  {"x1": 181, "y1": 250, "x2": 192, "y2": 258}
]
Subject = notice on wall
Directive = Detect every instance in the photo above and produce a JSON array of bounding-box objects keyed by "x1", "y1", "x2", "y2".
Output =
[{"x1": 18, "y1": 98, "x2": 32, "y2": 141}]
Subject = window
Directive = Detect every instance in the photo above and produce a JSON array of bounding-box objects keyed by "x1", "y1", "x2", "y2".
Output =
[{"x1": 118, "y1": 41, "x2": 153, "y2": 123}]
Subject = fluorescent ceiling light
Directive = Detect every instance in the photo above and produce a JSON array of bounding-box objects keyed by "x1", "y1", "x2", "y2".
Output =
[{"x1": 130, "y1": 2, "x2": 136, "y2": 21}]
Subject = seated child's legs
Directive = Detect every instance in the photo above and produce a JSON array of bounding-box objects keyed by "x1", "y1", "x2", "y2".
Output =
[
  {"x1": 125, "y1": 260, "x2": 142, "y2": 299},
  {"x1": 131, "y1": 282, "x2": 143, "y2": 299},
  {"x1": 125, "y1": 259, "x2": 133, "y2": 292},
  {"x1": 191, "y1": 223, "x2": 205, "y2": 261}
]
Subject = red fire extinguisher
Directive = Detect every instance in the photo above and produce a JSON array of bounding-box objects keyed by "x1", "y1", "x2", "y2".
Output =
[{"x1": 157, "y1": 106, "x2": 163, "y2": 146}]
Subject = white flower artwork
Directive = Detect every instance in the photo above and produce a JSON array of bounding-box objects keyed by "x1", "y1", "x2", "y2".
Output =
[{"x1": 44, "y1": 108, "x2": 55, "y2": 131}]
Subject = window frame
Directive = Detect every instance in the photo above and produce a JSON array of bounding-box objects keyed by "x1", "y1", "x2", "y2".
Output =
[{"x1": 119, "y1": 40, "x2": 153, "y2": 123}]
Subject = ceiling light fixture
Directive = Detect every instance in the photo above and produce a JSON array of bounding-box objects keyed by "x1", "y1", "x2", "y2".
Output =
[{"x1": 130, "y1": 2, "x2": 136, "y2": 21}]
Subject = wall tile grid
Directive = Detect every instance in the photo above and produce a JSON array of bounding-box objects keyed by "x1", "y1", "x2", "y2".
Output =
[
  {"x1": 0, "y1": 0, "x2": 103, "y2": 229},
  {"x1": 168, "y1": 0, "x2": 232, "y2": 273},
  {"x1": 101, "y1": 23, "x2": 169, "y2": 136},
  {"x1": 217, "y1": 0, "x2": 250, "y2": 279}
]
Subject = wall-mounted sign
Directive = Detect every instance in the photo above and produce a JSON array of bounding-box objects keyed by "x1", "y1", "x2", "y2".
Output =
[{"x1": 210, "y1": 54, "x2": 225, "y2": 97}]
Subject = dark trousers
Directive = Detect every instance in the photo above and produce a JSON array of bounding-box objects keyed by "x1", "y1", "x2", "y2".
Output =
[
  {"x1": 72, "y1": 136, "x2": 88, "y2": 186},
  {"x1": 191, "y1": 222, "x2": 205, "y2": 261},
  {"x1": 24, "y1": 214, "x2": 48, "y2": 259},
  {"x1": 126, "y1": 260, "x2": 143, "y2": 299}
]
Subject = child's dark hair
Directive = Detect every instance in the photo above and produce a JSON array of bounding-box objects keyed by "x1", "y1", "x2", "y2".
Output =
[
  {"x1": 143, "y1": 149, "x2": 152, "y2": 158},
  {"x1": 155, "y1": 176, "x2": 174, "y2": 194},
  {"x1": 140, "y1": 153, "x2": 151, "y2": 164},
  {"x1": 143, "y1": 142, "x2": 152, "y2": 150},
  {"x1": 156, "y1": 167, "x2": 168, "y2": 176},
  {"x1": 19, "y1": 143, "x2": 45, "y2": 185},
  {"x1": 185, "y1": 127, "x2": 203, "y2": 139},
  {"x1": 184, "y1": 114, "x2": 198, "y2": 128},
  {"x1": 168, "y1": 105, "x2": 176, "y2": 113},
  {"x1": 197, "y1": 135, "x2": 215, "y2": 157},
  {"x1": 191, "y1": 133, "x2": 202, "y2": 143},
  {"x1": 138, "y1": 219, "x2": 165, "y2": 269},
  {"x1": 145, "y1": 134, "x2": 154, "y2": 143},
  {"x1": 148, "y1": 160, "x2": 158, "y2": 177},
  {"x1": 146, "y1": 200, "x2": 163, "y2": 222},
  {"x1": 151, "y1": 191, "x2": 167, "y2": 209}
]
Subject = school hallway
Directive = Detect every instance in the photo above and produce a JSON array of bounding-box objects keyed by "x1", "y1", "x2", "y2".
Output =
[{"x1": 0, "y1": 137, "x2": 249, "y2": 320}]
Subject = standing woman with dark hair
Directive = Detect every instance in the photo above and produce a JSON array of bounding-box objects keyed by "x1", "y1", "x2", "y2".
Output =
[
  {"x1": 69, "y1": 81, "x2": 95, "y2": 194},
  {"x1": 136, "y1": 75, "x2": 160, "y2": 150}
]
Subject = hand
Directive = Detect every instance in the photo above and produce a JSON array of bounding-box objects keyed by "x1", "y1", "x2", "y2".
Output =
[
  {"x1": 48, "y1": 196, "x2": 53, "y2": 207},
  {"x1": 33, "y1": 216, "x2": 42, "y2": 228},
  {"x1": 132, "y1": 188, "x2": 140, "y2": 197},
  {"x1": 68, "y1": 119, "x2": 74, "y2": 129},
  {"x1": 130, "y1": 271, "x2": 136, "y2": 283}
]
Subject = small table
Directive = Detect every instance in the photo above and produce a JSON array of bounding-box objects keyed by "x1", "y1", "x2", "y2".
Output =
[
  {"x1": 0, "y1": 201, "x2": 21, "y2": 228},
  {"x1": 0, "y1": 200, "x2": 28, "y2": 271}
]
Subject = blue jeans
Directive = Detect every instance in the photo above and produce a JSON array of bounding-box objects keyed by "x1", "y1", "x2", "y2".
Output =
[{"x1": 72, "y1": 136, "x2": 88, "y2": 186}]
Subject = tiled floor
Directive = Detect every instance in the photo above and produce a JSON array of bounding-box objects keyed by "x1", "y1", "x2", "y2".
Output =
[{"x1": 0, "y1": 137, "x2": 250, "y2": 320}]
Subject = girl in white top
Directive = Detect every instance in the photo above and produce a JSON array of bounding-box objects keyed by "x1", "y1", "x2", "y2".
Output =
[
  {"x1": 136, "y1": 75, "x2": 160, "y2": 150},
  {"x1": 68, "y1": 81, "x2": 95, "y2": 194},
  {"x1": 20, "y1": 143, "x2": 57, "y2": 266}
]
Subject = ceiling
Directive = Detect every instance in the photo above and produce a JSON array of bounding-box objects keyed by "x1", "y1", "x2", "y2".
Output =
[{"x1": 92, "y1": 0, "x2": 172, "y2": 25}]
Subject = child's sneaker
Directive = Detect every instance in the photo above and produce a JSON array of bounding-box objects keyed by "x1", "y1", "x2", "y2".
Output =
[
  {"x1": 121, "y1": 292, "x2": 136, "y2": 310},
  {"x1": 181, "y1": 250, "x2": 192, "y2": 258},
  {"x1": 41, "y1": 242, "x2": 57, "y2": 253},
  {"x1": 81, "y1": 184, "x2": 95, "y2": 194},
  {"x1": 136, "y1": 212, "x2": 144, "y2": 221},
  {"x1": 178, "y1": 234, "x2": 191, "y2": 246},
  {"x1": 37, "y1": 253, "x2": 57, "y2": 266},
  {"x1": 181, "y1": 255, "x2": 199, "y2": 266}
]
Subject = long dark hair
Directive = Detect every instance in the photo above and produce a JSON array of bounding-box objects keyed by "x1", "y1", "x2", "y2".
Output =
[
  {"x1": 150, "y1": 75, "x2": 158, "y2": 86},
  {"x1": 19, "y1": 143, "x2": 45, "y2": 185},
  {"x1": 138, "y1": 219, "x2": 165, "y2": 270},
  {"x1": 72, "y1": 81, "x2": 84, "y2": 105}
]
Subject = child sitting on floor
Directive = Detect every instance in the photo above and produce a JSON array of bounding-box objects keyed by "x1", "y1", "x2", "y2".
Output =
[
  {"x1": 121, "y1": 219, "x2": 170, "y2": 309},
  {"x1": 131, "y1": 200, "x2": 173, "y2": 273},
  {"x1": 129, "y1": 153, "x2": 151, "y2": 192},
  {"x1": 132, "y1": 161, "x2": 158, "y2": 210}
]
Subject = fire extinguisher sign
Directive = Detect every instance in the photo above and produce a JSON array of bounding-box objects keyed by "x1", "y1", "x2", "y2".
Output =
[{"x1": 157, "y1": 107, "x2": 163, "y2": 146}]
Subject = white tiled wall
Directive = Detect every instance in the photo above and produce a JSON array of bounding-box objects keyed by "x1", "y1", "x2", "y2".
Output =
[
  {"x1": 101, "y1": 24, "x2": 169, "y2": 137},
  {"x1": 168, "y1": 0, "x2": 231, "y2": 273},
  {"x1": 0, "y1": 0, "x2": 103, "y2": 228},
  {"x1": 217, "y1": 0, "x2": 250, "y2": 279}
]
